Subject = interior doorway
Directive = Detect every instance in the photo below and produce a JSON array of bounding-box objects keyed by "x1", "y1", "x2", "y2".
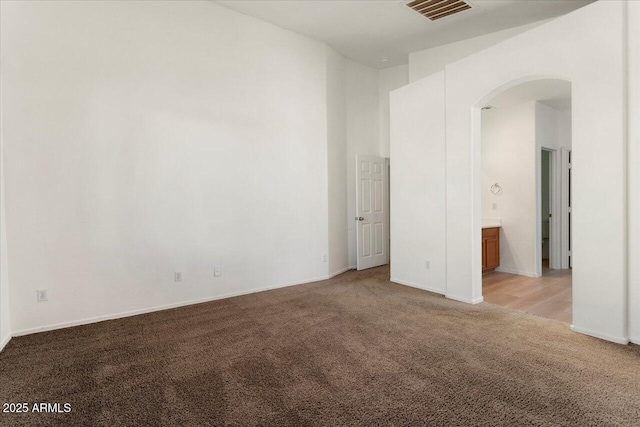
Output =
[
  {"x1": 539, "y1": 147, "x2": 562, "y2": 274},
  {"x1": 541, "y1": 149, "x2": 552, "y2": 269},
  {"x1": 355, "y1": 155, "x2": 390, "y2": 270},
  {"x1": 479, "y1": 79, "x2": 573, "y2": 323}
]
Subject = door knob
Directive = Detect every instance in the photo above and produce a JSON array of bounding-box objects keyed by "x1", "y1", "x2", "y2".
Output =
[{"x1": 356, "y1": 217, "x2": 364, "y2": 221}]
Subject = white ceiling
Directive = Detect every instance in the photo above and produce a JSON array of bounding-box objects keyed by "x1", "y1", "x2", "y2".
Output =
[
  {"x1": 215, "y1": 0, "x2": 594, "y2": 69},
  {"x1": 486, "y1": 79, "x2": 572, "y2": 111}
]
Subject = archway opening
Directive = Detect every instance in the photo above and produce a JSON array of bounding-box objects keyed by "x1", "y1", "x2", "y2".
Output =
[{"x1": 477, "y1": 78, "x2": 573, "y2": 323}]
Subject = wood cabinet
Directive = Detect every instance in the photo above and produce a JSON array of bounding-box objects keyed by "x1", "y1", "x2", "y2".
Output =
[{"x1": 482, "y1": 227, "x2": 500, "y2": 274}]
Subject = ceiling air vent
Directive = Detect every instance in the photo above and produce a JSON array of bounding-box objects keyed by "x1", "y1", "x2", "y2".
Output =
[{"x1": 406, "y1": 0, "x2": 472, "y2": 21}]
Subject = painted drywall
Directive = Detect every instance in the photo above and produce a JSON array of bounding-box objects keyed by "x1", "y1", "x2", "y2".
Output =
[
  {"x1": 408, "y1": 21, "x2": 546, "y2": 83},
  {"x1": 346, "y1": 60, "x2": 381, "y2": 268},
  {"x1": 1, "y1": 0, "x2": 335, "y2": 334},
  {"x1": 379, "y1": 65, "x2": 408, "y2": 158},
  {"x1": 390, "y1": 72, "x2": 446, "y2": 294},
  {"x1": 0, "y1": 0, "x2": 10, "y2": 349},
  {"x1": 0, "y1": 147, "x2": 10, "y2": 350},
  {"x1": 536, "y1": 103, "x2": 572, "y2": 151},
  {"x1": 444, "y1": 0, "x2": 628, "y2": 342},
  {"x1": 556, "y1": 110, "x2": 572, "y2": 150},
  {"x1": 326, "y1": 47, "x2": 349, "y2": 276},
  {"x1": 481, "y1": 103, "x2": 538, "y2": 277},
  {"x1": 628, "y1": 0, "x2": 640, "y2": 344}
]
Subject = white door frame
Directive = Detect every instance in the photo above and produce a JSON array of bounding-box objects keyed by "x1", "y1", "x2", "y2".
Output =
[
  {"x1": 534, "y1": 146, "x2": 560, "y2": 277},
  {"x1": 561, "y1": 148, "x2": 572, "y2": 269},
  {"x1": 549, "y1": 148, "x2": 562, "y2": 270},
  {"x1": 537, "y1": 147, "x2": 563, "y2": 275}
]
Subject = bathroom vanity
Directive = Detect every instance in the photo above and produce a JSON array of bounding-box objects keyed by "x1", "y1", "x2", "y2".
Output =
[{"x1": 482, "y1": 220, "x2": 501, "y2": 274}]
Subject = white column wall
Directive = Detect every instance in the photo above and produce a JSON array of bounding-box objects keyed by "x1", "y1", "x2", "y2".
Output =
[{"x1": 389, "y1": 72, "x2": 447, "y2": 294}]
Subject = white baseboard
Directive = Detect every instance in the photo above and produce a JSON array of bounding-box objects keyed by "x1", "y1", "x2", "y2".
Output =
[
  {"x1": 446, "y1": 294, "x2": 484, "y2": 305},
  {"x1": 630, "y1": 336, "x2": 640, "y2": 345},
  {"x1": 349, "y1": 265, "x2": 356, "y2": 270},
  {"x1": 328, "y1": 266, "x2": 353, "y2": 279},
  {"x1": 0, "y1": 334, "x2": 11, "y2": 353},
  {"x1": 495, "y1": 267, "x2": 540, "y2": 278},
  {"x1": 571, "y1": 325, "x2": 629, "y2": 345},
  {"x1": 12, "y1": 270, "x2": 352, "y2": 338}
]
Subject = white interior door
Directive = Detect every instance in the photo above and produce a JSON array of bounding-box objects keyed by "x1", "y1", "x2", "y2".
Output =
[{"x1": 356, "y1": 155, "x2": 389, "y2": 270}]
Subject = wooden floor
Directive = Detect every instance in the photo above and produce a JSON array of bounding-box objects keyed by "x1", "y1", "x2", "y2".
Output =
[{"x1": 482, "y1": 261, "x2": 572, "y2": 323}]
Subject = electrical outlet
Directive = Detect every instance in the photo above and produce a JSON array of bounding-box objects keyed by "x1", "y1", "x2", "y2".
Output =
[
  {"x1": 492, "y1": 203, "x2": 498, "y2": 211},
  {"x1": 37, "y1": 289, "x2": 48, "y2": 302},
  {"x1": 214, "y1": 266, "x2": 221, "y2": 277},
  {"x1": 323, "y1": 254, "x2": 328, "y2": 263},
  {"x1": 174, "y1": 272, "x2": 182, "y2": 282},
  {"x1": 425, "y1": 260, "x2": 431, "y2": 270}
]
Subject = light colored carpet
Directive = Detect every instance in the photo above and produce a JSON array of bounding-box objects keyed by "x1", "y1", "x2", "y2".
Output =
[{"x1": 1, "y1": 266, "x2": 639, "y2": 426}]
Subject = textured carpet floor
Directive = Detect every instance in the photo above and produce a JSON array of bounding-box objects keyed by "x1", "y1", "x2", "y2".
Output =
[{"x1": 1, "y1": 266, "x2": 639, "y2": 426}]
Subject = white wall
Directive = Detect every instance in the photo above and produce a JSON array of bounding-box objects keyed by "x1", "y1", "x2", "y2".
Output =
[
  {"x1": 390, "y1": 72, "x2": 446, "y2": 294},
  {"x1": 481, "y1": 103, "x2": 538, "y2": 277},
  {"x1": 1, "y1": 0, "x2": 336, "y2": 334},
  {"x1": 408, "y1": 21, "x2": 545, "y2": 83},
  {"x1": 0, "y1": 1, "x2": 10, "y2": 348},
  {"x1": 346, "y1": 60, "x2": 381, "y2": 268},
  {"x1": 0, "y1": 145, "x2": 10, "y2": 350},
  {"x1": 445, "y1": 1, "x2": 627, "y2": 342},
  {"x1": 628, "y1": 0, "x2": 640, "y2": 344},
  {"x1": 379, "y1": 65, "x2": 408, "y2": 158},
  {"x1": 557, "y1": 110, "x2": 572, "y2": 150},
  {"x1": 536, "y1": 103, "x2": 572, "y2": 151},
  {"x1": 326, "y1": 47, "x2": 349, "y2": 276}
]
